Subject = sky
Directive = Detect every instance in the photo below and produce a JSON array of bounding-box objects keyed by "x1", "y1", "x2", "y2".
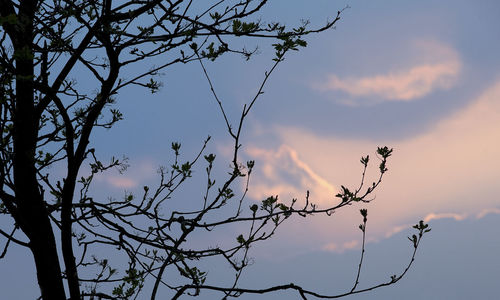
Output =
[{"x1": 1, "y1": 0, "x2": 500, "y2": 299}]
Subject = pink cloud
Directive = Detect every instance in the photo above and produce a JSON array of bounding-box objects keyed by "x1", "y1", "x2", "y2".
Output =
[
  {"x1": 105, "y1": 176, "x2": 137, "y2": 189},
  {"x1": 245, "y1": 79, "x2": 500, "y2": 249},
  {"x1": 322, "y1": 240, "x2": 359, "y2": 253},
  {"x1": 94, "y1": 159, "x2": 156, "y2": 190},
  {"x1": 424, "y1": 212, "x2": 467, "y2": 222},
  {"x1": 321, "y1": 208, "x2": 499, "y2": 254},
  {"x1": 476, "y1": 208, "x2": 500, "y2": 219},
  {"x1": 324, "y1": 62, "x2": 460, "y2": 101},
  {"x1": 246, "y1": 145, "x2": 337, "y2": 203},
  {"x1": 316, "y1": 40, "x2": 461, "y2": 102}
]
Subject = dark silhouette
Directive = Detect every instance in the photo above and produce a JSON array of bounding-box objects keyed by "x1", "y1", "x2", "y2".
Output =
[{"x1": 0, "y1": 1, "x2": 430, "y2": 299}]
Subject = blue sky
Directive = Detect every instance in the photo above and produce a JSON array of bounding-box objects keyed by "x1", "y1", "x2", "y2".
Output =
[
  {"x1": 1, "y1": 1, "x2": 500, "y2": 299},
  {"x1": 87, "y1": 0, "x2": 500, "y2": 297},
  {"x1": 94, "y1": 0, "x2": 500, "y2": 297}
]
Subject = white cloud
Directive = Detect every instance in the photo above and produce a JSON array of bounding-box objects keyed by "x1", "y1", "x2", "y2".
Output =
[{"x1": 316, "y1": 40, "x2": 461, "y2": 103}]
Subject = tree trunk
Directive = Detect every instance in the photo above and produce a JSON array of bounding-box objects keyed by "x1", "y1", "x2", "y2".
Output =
[
  {"x1": 28, "y1": 210, "x2": 68, "y2": 300},
  {"x1": 14, "y1": 58, "x2": 68, "y2": 299},
  {"x1": 11, "y1": 3, "x2": 68, "y2": 299}
]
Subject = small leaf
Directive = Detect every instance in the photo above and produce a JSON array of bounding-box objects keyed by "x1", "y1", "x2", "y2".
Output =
[
  {"x1": 204, "y1": 153, "x2": 216, "y2": 163},
  {"x1": 360, "y1": 155, "x2": 369, "y2": 166},
  {"x1": 237, "y1": 234, "x2": 245, "y2": 244}
]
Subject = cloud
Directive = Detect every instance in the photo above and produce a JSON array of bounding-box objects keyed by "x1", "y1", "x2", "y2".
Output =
[
  {"x1": 323, "y1": 63, "x2": 460, "y2": 101},
  {"x1": 476, "y1": 208, "x2": 500, "y2": 219},
  {"x1": 323, "y1": 240, "x2": 359, "y2": 253},
  {"x1": 320, "y1": 208, "x2": 500, "y2": 253},
  {"x1": 316, "y1": 40, "x2": 461, "y2": 103},
  {"x1": 382, "y1": 212, "x2": 468, "y2": 239},
  {"x1": 245, "y1": 79, "x2": 500, "y2": 248},
  {"x1": 246, "y1": 145, "x2": 337, "y2": 203},
  {"x1": 380, "y1": 209, "x2": 499, "y2": 243},
  {"x1": 94, "y1": 159, "x2": 156, "y2": 190},
  {"x1": 105, "y1": 176, "x2": 137, "y2": 189},
  {"x1": 424, "y1": 212, "x2": 467, "y2": 222}
]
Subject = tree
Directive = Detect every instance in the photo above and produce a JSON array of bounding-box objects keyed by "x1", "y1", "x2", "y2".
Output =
[{"x1": 0, "y1": 1, "x2": 430, "y2": 299}]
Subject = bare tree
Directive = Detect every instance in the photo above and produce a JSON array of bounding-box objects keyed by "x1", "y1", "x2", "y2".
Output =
[{"x1": 0, "y1": 1, "x2": 430, "y2": 299}]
